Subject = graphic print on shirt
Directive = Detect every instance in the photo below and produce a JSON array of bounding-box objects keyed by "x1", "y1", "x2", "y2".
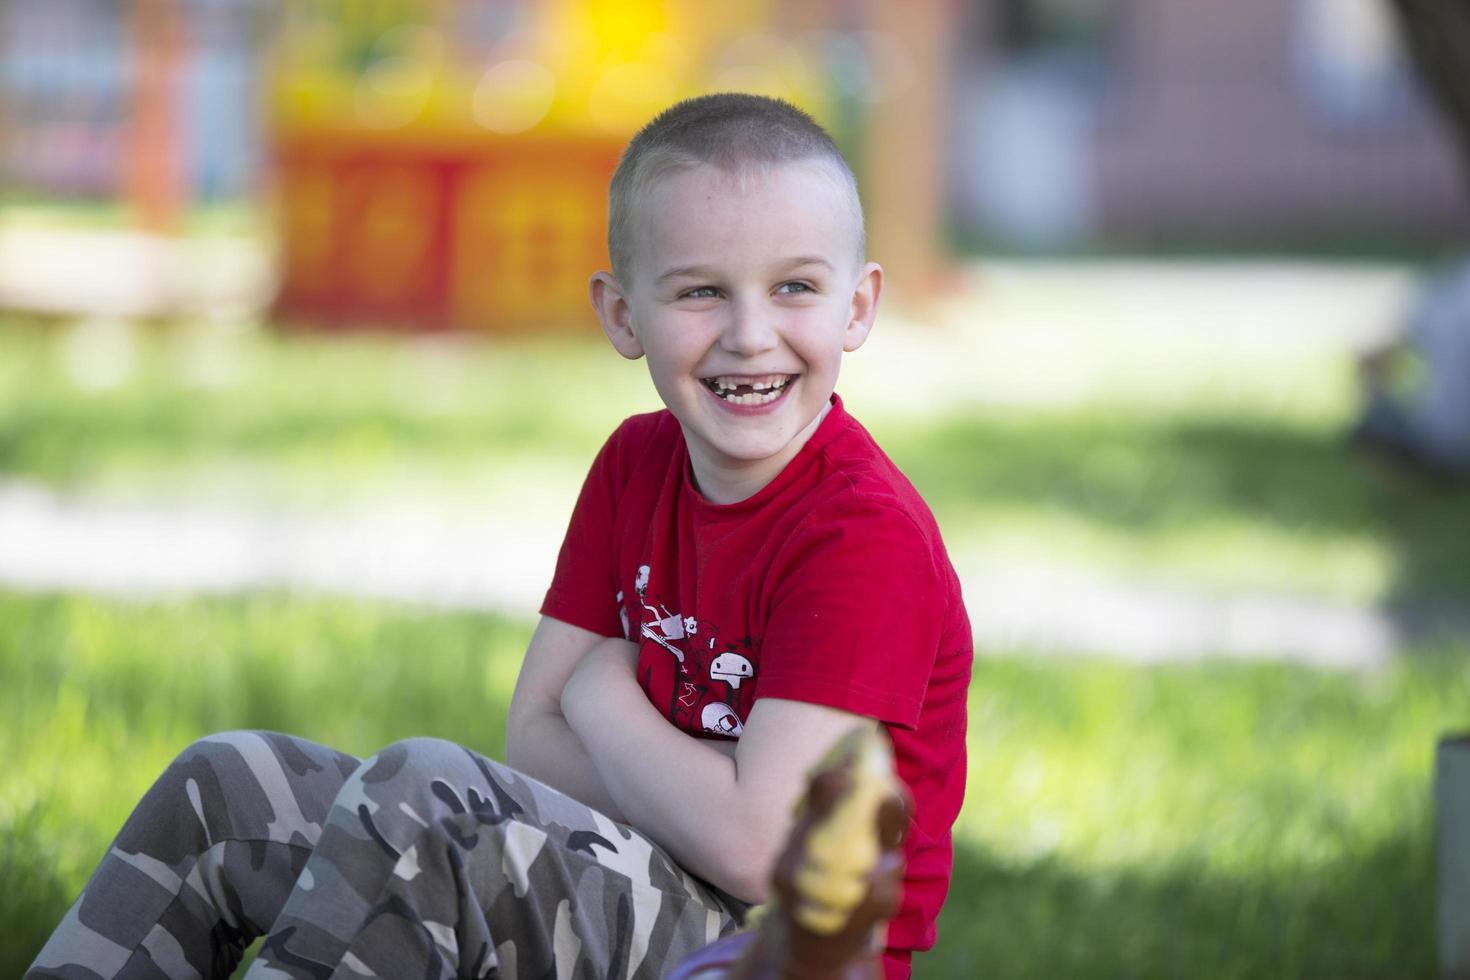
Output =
[
  {"x1": 701, "y1": 702, "x2": 745, "y2": 736},
  {"x1": 634, "y1": 563, "x2": 690, "y2": 664},
  {"x1": 709, "y1": 651, "x2": 753, "y2": 689},
  {"x1": 624, "y1": 561, "x2": 759, "y2": 738}
]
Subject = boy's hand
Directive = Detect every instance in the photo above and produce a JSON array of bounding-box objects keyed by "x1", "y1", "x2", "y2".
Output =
[{"x1": 561, "y1": 637, "x2": 641, "y2": 726}]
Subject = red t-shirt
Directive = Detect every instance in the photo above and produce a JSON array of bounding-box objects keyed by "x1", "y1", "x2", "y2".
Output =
[{"x1": 540, "y1": 394, "x2": 972, "y2": 978}]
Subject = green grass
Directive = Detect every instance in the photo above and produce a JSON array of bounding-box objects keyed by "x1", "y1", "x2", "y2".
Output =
[
  {"x1": 0, "y1": 321, "x2": 657, "y2": 502},
  {"x1": 1, "y1": 592, "x2": 1464, "y2": 977},
  {"x1": 1, "y1": 195, "x2": 267, "y2": 238},
  {"x1": 931, "y1": 650, "x2": 1469, "y2": 979},
  {"x1": 0, "y1": 593, "x2": 529, "y2": 975},
  {"x1": 2, "y1": 300, "x2": 1469, "y2": 976}
]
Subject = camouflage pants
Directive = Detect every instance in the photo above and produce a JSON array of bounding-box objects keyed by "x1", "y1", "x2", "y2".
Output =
[{"x1": 27, "y1": 731, "x2": 746, "y2": 980}]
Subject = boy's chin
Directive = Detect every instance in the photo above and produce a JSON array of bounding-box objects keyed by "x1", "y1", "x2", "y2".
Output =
[
  {"x1": 705, "y1": 421, "x2": 823, "y2": 466},
  {"x1": 681, "y1": 423, "x2": 796, "y2": 466}
]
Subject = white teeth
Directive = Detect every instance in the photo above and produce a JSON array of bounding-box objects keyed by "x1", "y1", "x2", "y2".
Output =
[
  {"x1": 729, "y1": 390, "x2": 777, "y2": 405},
  {"x1": 702, "y1": 375, "x2": 794, "y2": 404},
  {"x1": 707, "y1": 374, "x2": 790, "y2": 395}
]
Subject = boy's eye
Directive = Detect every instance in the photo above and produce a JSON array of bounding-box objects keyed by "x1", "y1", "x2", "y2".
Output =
[
  {"x1": 682, "y1": 286, "x2": 721, "y2": 299},
  {"x1": 775, "y1": 281, "x2": 814, "y2": 294}
]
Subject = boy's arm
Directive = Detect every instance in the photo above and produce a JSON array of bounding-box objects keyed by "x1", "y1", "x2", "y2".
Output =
[
  {"x1": 504, "y1": 615, "x2": 629, "y2": 821},
  {"x1": 562, "y1": 644, "x2": 878, "y2": 903}
]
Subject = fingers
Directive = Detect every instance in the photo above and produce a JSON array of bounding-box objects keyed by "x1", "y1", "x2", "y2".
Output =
[
  {"x1": 867, "y1": 849, "x2": 905, "y2": 920},
  {"x1": 804, "y1": 766, "x2": 851, "y2": 818},
  {"x1": 876, "y1": 790, "x2": 909, "y2": 851}
]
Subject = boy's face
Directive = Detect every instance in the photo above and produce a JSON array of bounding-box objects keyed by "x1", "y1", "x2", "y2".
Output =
[{"x1": 591, "y1": 161, "x2": 882, "y2": 502}]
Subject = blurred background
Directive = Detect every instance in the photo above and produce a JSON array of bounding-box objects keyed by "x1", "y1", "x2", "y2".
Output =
[{"x1": 2, "y1": 0, "x2": 1469, "y2": 976}]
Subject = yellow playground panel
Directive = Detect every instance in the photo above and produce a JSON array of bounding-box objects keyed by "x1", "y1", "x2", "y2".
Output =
[{"x1": 269, "y1": 0, "x2": 833, "y2": 333}]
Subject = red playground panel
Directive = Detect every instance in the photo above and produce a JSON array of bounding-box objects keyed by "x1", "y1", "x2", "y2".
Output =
[{"x1": 272, "y1": 130, "x2": 622, "y2": 333}]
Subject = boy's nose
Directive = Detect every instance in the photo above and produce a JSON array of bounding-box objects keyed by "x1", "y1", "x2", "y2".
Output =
[{"x1": 720, "y1": 301, "x2": 779, "y2": 356}]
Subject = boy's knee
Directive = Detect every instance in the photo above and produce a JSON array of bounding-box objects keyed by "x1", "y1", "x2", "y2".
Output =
[
  {"x1": 166, "y1": 730, "x2": 322, "y2": 790},
  {"x1": 344, "y1": 737, "x2": 479, "y2": 806},
  {"x1": 344, "y1": 738, "x2": 527, "y2": 820},
  {"x1": 158, "y1": 731, "x2": 352, "y2": 825},
  {"x1": 369, "y1": 736, "x2": 472, "y2": 781},
  {"x1": 387, "y1": 735, "x2": 466, "y2": 762},
  {"x1": 126, "y1": 732, "x2": 296, "y2": 853},
  {"x1": 165, "y1": 729, "x2": 267, "y2": 778}
]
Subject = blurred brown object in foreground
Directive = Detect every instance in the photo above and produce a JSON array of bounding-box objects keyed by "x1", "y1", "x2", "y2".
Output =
[{"x1": 667, "y1": 727, "x2": 909, "y2": 980}]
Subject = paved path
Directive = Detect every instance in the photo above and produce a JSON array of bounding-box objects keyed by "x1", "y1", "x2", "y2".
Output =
[
  {"x1": 0, "y1": 226, "x2": 270, "y2": 319},
  {"x1": 2, "y1": 479, "x2": 1452, "y2": 670}
]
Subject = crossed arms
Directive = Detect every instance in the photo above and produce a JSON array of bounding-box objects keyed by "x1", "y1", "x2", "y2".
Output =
[{"x1": 504, "y1": 615, "x2": 875, "y2": 903}]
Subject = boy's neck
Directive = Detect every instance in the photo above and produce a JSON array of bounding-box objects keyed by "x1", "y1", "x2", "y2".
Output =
[{"x1": 687, "y1": 399, "x2": 834, "y2": 505}]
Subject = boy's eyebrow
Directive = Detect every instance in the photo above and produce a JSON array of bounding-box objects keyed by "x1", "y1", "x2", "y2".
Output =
[
  {"x1": 655, "y1": 265, "x2": 717, "y2": 286},
  {"x1": 654, "y1": 256, "x2": 835, "y2": 286},
  {"x1": 779, "y1": 256, "x2": 836, "y2": 273}
]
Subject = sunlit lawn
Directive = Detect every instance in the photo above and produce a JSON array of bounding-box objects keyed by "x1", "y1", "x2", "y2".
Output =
[
  {"x1": 2, "y1": 312, "x2": 1469, "y2": 977},
  {"x1": 2, "y1": 594, "x2": 1463, "y2": 978},
  {"x1": 3, "y1": 317, "x2": 1468, "y2": 600}
]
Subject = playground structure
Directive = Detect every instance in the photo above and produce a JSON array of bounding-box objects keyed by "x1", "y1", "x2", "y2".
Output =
[
  {"x1": 19, "y1": 0, "x2": 1456, "y2": 329},
  {"x1": 1, "y1": 0, "x2": 949, "y2": 330},
  {"x1": 265, "y1": 0, "x2": 939, "y2": 332}
]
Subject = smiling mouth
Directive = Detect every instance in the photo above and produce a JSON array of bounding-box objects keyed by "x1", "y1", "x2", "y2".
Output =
[{"x1": 700, "y1": 374, "x2": 795, "y2": 406}]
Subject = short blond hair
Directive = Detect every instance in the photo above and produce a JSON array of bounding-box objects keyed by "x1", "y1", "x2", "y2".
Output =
[{"x1": 607, "y1": 93, "x2": 865, "y2": 281}]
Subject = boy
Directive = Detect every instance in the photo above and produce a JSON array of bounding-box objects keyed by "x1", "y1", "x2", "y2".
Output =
[{"x1": 27, "y1": 93, "x2": 970, "y2": 980}]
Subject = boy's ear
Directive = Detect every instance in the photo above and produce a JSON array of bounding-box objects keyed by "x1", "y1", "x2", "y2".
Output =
[
  {"x1": 590, "y1": 271, "x2": 644, "y2": 360},
  {"x1": 842, "y1": 261, "x2": 883, "y2": 353}
]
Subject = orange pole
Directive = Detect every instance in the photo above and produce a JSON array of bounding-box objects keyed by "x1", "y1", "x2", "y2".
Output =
[
  {"x1": 125, "y1": 0, "x2": 185, "y2": 235},
  {"x1": 865, "y1": 0, "x2": 958, "y2": 305}
]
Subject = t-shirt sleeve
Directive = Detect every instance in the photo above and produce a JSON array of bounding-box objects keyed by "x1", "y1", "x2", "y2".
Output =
[
  {"x1": 755, "y1": 500, "x2": 946, "y2": 729},
  {"x1": 539, "y1": 428, "x2": 625, "y2": 638}
]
